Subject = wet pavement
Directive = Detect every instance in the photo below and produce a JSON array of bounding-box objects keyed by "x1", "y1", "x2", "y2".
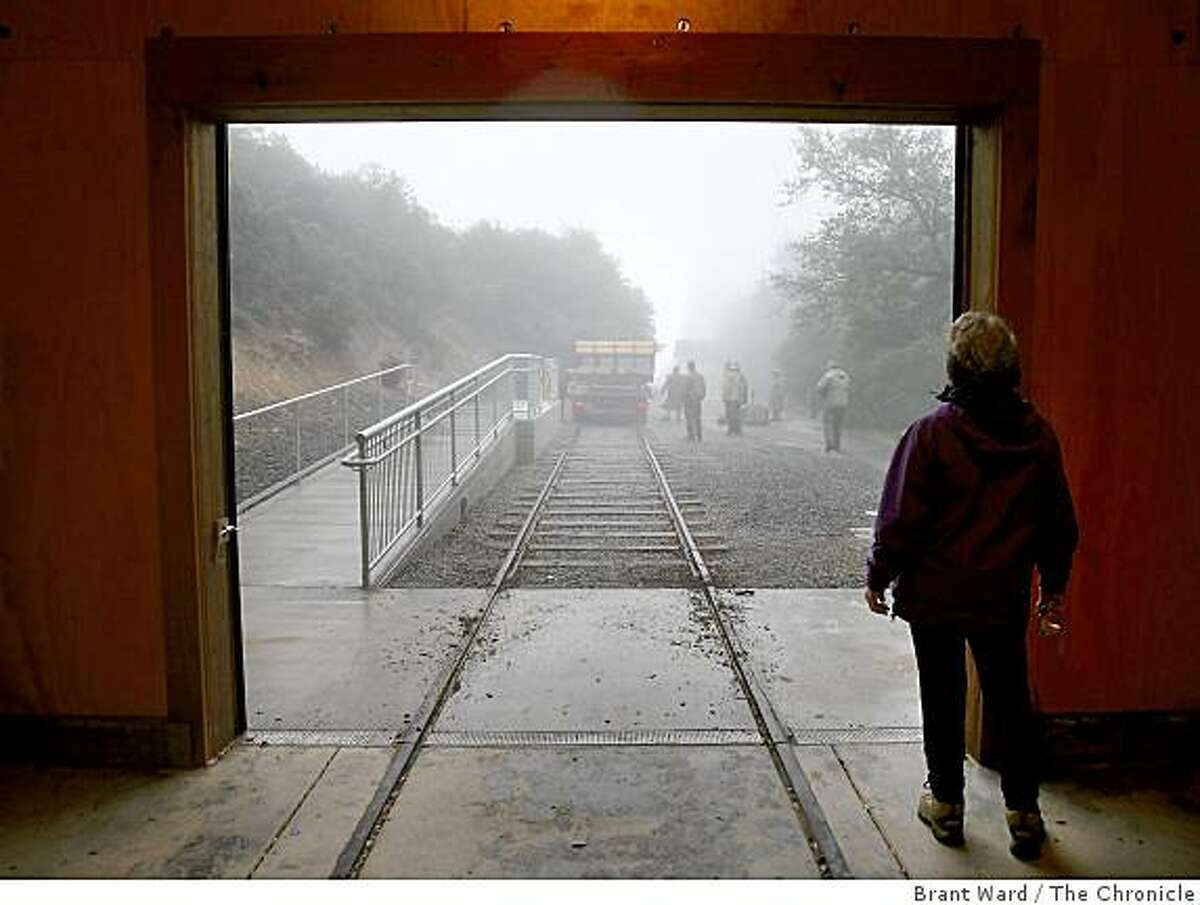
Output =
[
  {"x1": 238, "y1": 461, "x2": 361, "y2": 588},
  {"x1": 362, "y1": 745, "x2": 820, "y2": 878},
  {"x1": 5, "y1": 586, "x2": 1200, "y2": 878},
  {"x1": 242, "y1": 586, "x2": 480, "y2": 732},
  {"x1": 437, "y1": 589, "x2": 753, "y2": 732},
  {"x1": 729, "y1": 588, "x2": 921, "y2": 733}
]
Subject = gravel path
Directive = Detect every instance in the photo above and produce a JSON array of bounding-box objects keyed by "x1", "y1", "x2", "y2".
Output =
[
  {"x1": 646, "y1": 417, "x2": 885, "y2": 587},
  {"x1": 392, "y1": 413, "x2": 888, "y2": 589}
]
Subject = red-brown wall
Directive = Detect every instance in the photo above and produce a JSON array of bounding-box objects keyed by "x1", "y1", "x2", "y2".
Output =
[{"x1": 1, "y1": 0, "x2": 1197, "y2": 721}]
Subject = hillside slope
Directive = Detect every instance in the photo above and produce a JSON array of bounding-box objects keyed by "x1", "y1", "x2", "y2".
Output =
[{"x1": 229, "y1": 128, "x2": 655, "y2": 408}]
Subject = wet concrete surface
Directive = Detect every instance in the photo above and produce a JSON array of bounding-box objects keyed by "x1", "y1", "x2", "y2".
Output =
[
  {"x1": 828, "y1": 743, "x2": 1200, "y2": 878},
  {"x1": 237, "y1": 462, "x2": 361, "y2": 588},
  {"x1": 5, "y1": 736, "x2": 1198, "y2": 878},
  {"x1": 361, "y1": 745, "x2": 821, "y2": 878},
  {"x1": 794, "y1": 744, "x2": 908, "y2": 878},
  {"x1": 436, "y1": 588, "x2": 755, "y2": 732},
  {"x1": 7, "y1": 573, "x2": 1200, "y2": 879},
  {"x1": 0, "y1": 746, "x2": 332, "y2": 878},
  {"x1": 728, "y1": 588, "x2": 920, "y2": 733},
  {"x1": 252, "y1": 747, "x2": 392, "y2": 878},
  {"x1": 243, "y1": 586, "x2": 483, "y2": 730}
]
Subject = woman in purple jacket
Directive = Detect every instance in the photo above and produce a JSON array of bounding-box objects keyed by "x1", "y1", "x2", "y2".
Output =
[{"x1": 865, "y1": 311, "x2": 1078, "y2": 860}]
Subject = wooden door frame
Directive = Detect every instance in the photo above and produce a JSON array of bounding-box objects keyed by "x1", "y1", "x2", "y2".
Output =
[{"x1": 145, "y1": 32, "x2": 1039, "y2": 766}]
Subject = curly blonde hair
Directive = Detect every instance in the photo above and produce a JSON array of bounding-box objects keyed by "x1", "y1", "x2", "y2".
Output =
[{"x1": 947, "y1": 312, "x2": 1020, "y2": 388}]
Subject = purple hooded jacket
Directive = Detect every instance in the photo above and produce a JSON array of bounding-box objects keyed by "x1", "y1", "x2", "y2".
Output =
[{"x1": 866, "y1": 391, "x2": 1078, "y2": 627}]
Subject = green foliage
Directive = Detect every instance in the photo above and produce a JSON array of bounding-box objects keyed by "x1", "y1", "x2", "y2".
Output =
[
  {"x1": 771, "y1": 320, "x2": 842, "y2": 416},
  {"x1": 453, "y1": 223, "x2": 653, "y2": 360},
  {"x1": 772, "y1": 126, "x2": 953, "y2": 427},
  {"x1": 229, "y1": 128, "x2": 654, "y2": 375}
]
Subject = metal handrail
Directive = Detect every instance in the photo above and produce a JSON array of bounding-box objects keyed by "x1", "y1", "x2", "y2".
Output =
[
  {"x1": 342, "y1": 368, "x2": 512, "y2": 467},
  {"x1": 342, "y1": 353, "x2": 558, "y2": 588},
  {"x1": 234, "y1": 364, "x2": 413, "y2": 422},
  {"x1": 349, "y1": 355, "x2": 532, "y2": 443},
  {"x1": 233, "y1": 364, "x2": 414, "y2": 512}
]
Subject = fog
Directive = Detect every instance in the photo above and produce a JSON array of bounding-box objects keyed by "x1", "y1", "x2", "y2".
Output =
[
  {"x1": 263, "y1": 121, "x2": 823, "y2": 363},
  {"x1": 238, "y1": 121, "x2": 955, "y2": 430}
]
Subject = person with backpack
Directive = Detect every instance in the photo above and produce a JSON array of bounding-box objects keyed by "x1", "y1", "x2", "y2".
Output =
[
  {"x1": 720, "y1": 361, "x2": 750, "y2": 436},
  {"x1": 815, "y1": 360, "x2": 851, "y2": 452}
]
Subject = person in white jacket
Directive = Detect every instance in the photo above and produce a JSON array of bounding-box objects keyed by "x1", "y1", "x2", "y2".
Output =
[
  {"x1": 720, "y1": 362, "x2": 749, "y2": 436},
  {"x1": 815, "y1": 361, "x2": 851, "y2": 451}
]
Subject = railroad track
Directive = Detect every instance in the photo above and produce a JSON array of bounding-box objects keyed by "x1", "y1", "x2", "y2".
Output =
[
  {"x1": 492, "y1": 425, "x2": 726, "y2": 585},
  {"x1": 332, "y1": 424, "x2": 850, "y2": 879}
]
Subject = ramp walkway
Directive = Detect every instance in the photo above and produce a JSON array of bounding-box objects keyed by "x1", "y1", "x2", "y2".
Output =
[
  {"x1": 235, "y1": 354, "x2": 558, "y2": 590},
  {"x1": 239, "y1": 460, "x2": 360, "y2": 588}
]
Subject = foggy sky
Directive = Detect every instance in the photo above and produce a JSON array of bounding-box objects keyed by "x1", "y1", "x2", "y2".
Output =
[{"x1": 255, "y1": 121, "x2": 825, "y2": 360}]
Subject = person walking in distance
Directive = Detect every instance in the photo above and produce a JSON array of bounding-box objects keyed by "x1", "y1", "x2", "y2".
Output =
[
  {"x1": 769, "y1": 369, "x2": 786, "y2": 421},
  {"x1": 815, "y1": 360, "x2": 851, "y2": 452},
  {"x1": 864, "y1": 312, "x2": 1078, "y2": 861},
  {"x1": 660, "y1": 364, "x2": 686, "y2": 421},
  {"x1": 682, "y1": 360, "x2": 706, "y2": 442},
  {"x1": 721, "y1": 361, "x2": 749, "y2": 436}
]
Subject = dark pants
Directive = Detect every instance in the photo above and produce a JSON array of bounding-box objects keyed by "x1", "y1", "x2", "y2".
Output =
[
  {"x1": 684, "y1": 400, "x2": 703, "y2": 441},
  {"x1": 724, "y1": 400, "x2": 743, "y2": 435},
  {"x1": 823, "y1": 405, "x2": 846, "y2": 451},
  {"x1": 910, "y1": 621, "x2": 1040, "y2": 811}
]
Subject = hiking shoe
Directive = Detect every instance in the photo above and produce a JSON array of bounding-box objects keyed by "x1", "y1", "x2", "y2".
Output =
[
  {"x1": 917, "y1": 790, "x2": 964, "y2": 846},
  {"x1": 1006, "y1": 810, "x2": 1046, "y2": 860}
]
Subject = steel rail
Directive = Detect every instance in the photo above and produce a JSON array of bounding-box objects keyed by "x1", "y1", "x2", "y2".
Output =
[
  {"x1": 331, "y1": 448, "x2": 571, "y2": 879},
  {"x1": 640, "y1": 435, "x2": 853, "y2": 880}
]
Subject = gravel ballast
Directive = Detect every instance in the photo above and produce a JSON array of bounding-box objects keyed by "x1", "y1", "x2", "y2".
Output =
[
  {"x1": 390, "y1": 432, "x2": 572, "y2": 587},
  {"x1": 646, "y1": 418, "x2": 886, "y2": 588},
  {"x1": 391, "y1": 412, "x2": 889, "y2": 589}
]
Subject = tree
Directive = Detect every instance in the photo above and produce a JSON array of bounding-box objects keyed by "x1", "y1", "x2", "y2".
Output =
[
  {"x1": 228, "y1": 127, "x2": 654, "y2": 403},
  {"x1": 771, "y1": 126, "x2": 954, "y2": 427}
]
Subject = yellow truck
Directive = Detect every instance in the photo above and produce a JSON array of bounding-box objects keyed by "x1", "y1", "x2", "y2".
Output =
[{"x1": 565, "y1": 339, "x2": 656, "y2": 424}]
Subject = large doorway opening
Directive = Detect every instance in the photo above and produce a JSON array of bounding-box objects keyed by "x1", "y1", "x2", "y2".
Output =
[
  {"x1": 227, "y1": 119, "x2": 954, "y2": 797},
  {"x1": 147, "y1": 34, "x2": 1039, "y2": 874}
]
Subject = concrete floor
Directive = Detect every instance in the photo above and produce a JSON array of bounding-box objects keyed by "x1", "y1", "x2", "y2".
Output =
[
  {"x1": 238, "y1": 461, "x2": 361, "y2": 589},
  {"x1": 732, "y1": 588, "x2": 922, "y2": 732},
  {"x1": 5, "y1": 732, "x2": 1198, "y2": 878},
  {"x1": 436, "y1": 589, "x2": 754, "y2": 732},
  {"x1": 362, "y1": 745, "x2": 820, "y2": 878},
  {"x1": 243, "y1": 586, "x2": 480, "y2": 731},
  {"x1": 4, "y1": 588, "x2": 1199, "y2": 879}
]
